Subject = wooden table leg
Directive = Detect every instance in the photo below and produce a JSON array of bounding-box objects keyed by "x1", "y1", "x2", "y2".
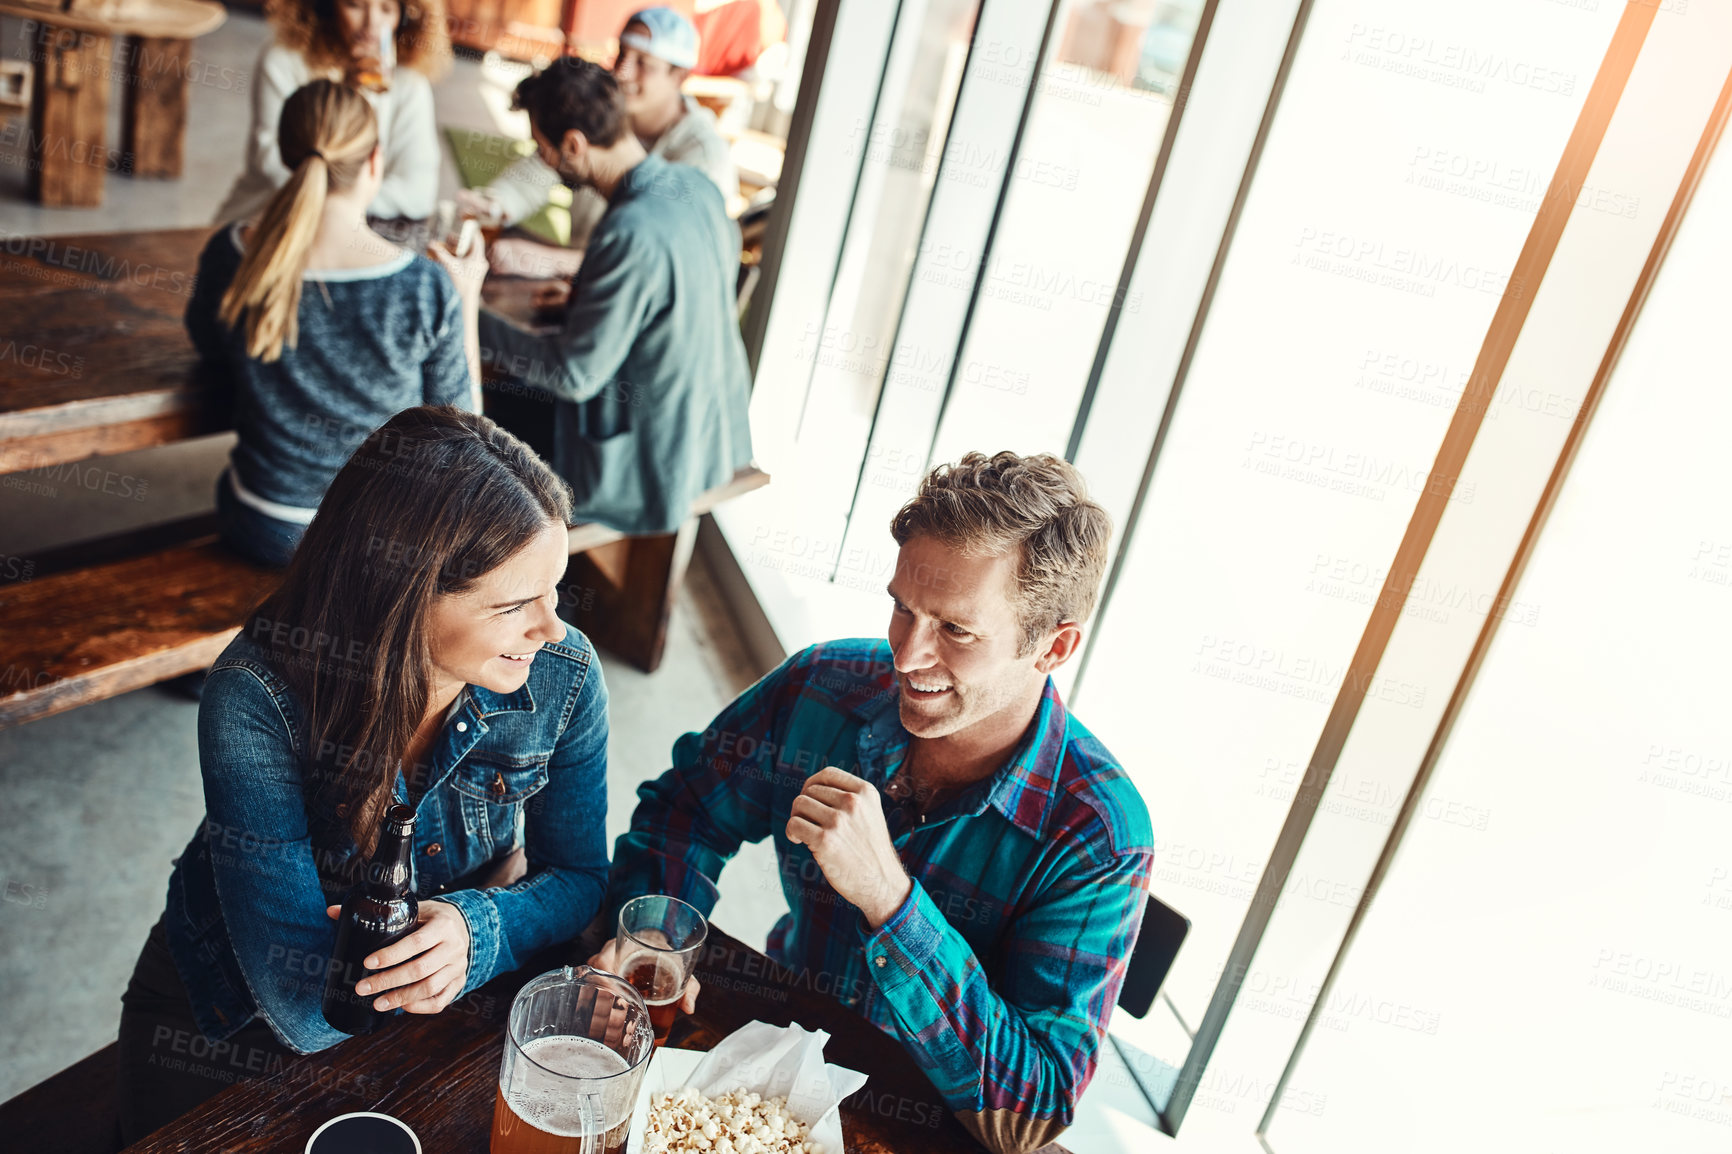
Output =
[
  {"x1": 26, "y1": 23, "x2": 112, "y2": 206},
  {"x1": 561, "y1": 519, "x2": 699, "y2": 673},
  {"x1": 122, "y1": 36, "x2": 191, "y2": 178}
]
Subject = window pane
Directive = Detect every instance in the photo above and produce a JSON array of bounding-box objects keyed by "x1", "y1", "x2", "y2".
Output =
[
  {"x1": 786, "y1": 0, "x2": 978, "y2": 544},
  {"x1": 1071, "y1": 0, "x2": 1617, "y2": 1099},
  {"x1": 1265, "y1": 76, "x2": 1732, "y2": 1154},
  {"x1": 838, "y1": 0, "x2": 1212, "y2": 639},
  {"x1": 927, "y1": 0, "x2": 1207, "y2": 463}
]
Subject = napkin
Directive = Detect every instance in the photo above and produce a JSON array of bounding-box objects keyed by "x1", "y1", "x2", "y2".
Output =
[{"x1": 676, "y1": 1020, "x2": 869, "y2": 1153}]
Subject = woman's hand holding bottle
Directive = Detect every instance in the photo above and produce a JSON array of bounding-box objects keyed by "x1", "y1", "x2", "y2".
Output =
[{"x1": 325, "y1": 900, "x2": 472, "y2": 1014}]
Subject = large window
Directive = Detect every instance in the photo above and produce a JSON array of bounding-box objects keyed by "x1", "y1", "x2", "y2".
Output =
[
  {"x1": 719, "y1": 0, "x2": 1729, "y2": 1146},
  {"x1": 730, "y1": 0, "x2": 1216, "y2": 646},
  {"x1": 1072, "y1": 0, "x2": 1622, "y2": 1129},
  {"x1": 1265, "y1": 69, "x2": 1732, "y2": 1152}
]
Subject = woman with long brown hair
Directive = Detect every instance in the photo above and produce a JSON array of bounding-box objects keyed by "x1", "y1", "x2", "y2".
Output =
[
  {"x1": 116, "y1": 406, "x2": 611, "y2": 1140},
  {"x1": 188, "y1": 79, "x2": 484, "y2": 567},
  {"x1": 216, "y1": 0, "x2": 450, "y2": 225}
]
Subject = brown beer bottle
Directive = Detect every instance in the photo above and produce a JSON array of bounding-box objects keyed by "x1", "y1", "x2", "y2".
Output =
[{"x1": 322, "y1": 804, "x2": 418, "y2": 1035}]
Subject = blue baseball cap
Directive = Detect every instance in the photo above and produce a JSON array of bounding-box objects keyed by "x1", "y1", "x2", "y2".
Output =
[{"x1": 620, "y1": 7, "x2": 700, "y2": 70}]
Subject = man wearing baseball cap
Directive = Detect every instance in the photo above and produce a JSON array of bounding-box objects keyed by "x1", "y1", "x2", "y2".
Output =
[{"x1": 471, "y1": 7, "x2": 741, "y2": 280}]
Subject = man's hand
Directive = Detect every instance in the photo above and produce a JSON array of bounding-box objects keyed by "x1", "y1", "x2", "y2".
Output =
[
  {"x1": 531, "y1": 281, "x2": 571, "y2": 320},
  {"x1": 326, "y1": 900, "x2": 471, "y2": 1014},
  {"x1": 454, "y1": 188, "x2": 504, "y2": 225},
  {"x1": 587, "y1": 936, "x2": 701, "y2": 1013},
  {"x1": 785, "y1": 767, "x2": 912, "y2": 929}
]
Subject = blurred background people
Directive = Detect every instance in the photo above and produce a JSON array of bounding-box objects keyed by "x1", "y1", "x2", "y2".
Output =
[
  {"x1": 479, "y1": 58, "x2": 752, "y2": 536},
  {"x1": 188, "y1": 80, "x2": 484, "y2": 568},
  {"x1": 215, "y1": 0, "x2": 451, "y2": 227},
  {"x1": 465, "y1": 6, "x2": 739, "y2": 280}
]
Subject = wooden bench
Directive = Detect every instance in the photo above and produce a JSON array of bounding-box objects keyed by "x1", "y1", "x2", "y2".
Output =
[
  {"x1": 558, "y1": 464, "x2": 768, "y2": 674},
  {"x1": 0, "y1": 466, "x2": 769, "y2": 730}
]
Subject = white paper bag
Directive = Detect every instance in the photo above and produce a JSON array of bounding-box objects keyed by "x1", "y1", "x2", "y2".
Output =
[{"x1": 672, "y1": 1020, "x2": 868, "y2": 1153}]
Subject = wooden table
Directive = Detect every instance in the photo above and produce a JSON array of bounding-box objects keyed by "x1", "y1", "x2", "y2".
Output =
[
  {"x1": 0, "y1": 224, "x2": 766, "y2": 679},
  {"x1": 0, "y1": 0, "x2": 227, "y2": 204},
  {"x1": 0, "y1": 227, "x2": 557, "y2": 478},
  {"x1": 115, "y1": 927, "x2": 1039, "y2": 1153},
  {"x1": 0, "y1": 227, "x2": 218, "y2": 475}
]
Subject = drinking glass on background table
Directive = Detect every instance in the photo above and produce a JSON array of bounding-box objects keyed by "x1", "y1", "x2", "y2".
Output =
[
  {"x1": 491, "y1": 966, "x2": 654, "y2": 1154},
  {"x1": 616, "y1": 895, "x2": 708, "y2": 1047},
  {"x1": 354, "y1": 24, "x2": 394, "y2": 94},
  {"x1": 430, "y1": 200, "x2": 481, "y2": 258},
  {"x1": 453, "y1": 188, "x2": 507, "y2": 249}
]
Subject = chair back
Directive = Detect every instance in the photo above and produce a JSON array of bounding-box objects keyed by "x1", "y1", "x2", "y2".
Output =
[{"x1": 1117, "y1": 892, "x2": 1189, "y2": 1019}]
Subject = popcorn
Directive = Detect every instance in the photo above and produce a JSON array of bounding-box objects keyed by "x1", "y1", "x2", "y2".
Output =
[{"x1": 646, "y1": 1088, "x2": 816, "y2": 1154}]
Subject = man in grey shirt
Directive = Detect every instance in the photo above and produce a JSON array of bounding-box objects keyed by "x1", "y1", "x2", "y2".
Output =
[
  {"x1": 467, "y1": 7, "x2": 739, "y2": 281},
  {"x1": 478, "y1": 57, "x2": 753, "y2": 536}
]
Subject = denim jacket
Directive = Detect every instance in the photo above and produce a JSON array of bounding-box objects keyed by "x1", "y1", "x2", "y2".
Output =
[{"x1": 161, "y1": 622, "x2": 611, "y2": 1054}]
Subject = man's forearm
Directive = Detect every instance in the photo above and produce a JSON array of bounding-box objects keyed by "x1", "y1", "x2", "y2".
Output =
[
  {"x1": 478, "y1": 309, "x2": 592, "y2": 404},
  {"x1": 862, "y1": 881, "x2": 1108, "y2": 1154},
  {"x1": 604, "y1": 828, "x2": 726, "y2": 931}
]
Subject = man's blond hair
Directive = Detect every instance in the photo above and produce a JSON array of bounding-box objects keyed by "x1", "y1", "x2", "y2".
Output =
[{"x1": 890, "y1": 451, "x2": 1112, "y2": 655}]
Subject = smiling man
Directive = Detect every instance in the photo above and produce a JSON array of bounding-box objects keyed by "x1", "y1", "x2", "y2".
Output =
[{"x1": 603, "y1": 452, "x2": 1155, "y2": 1154}]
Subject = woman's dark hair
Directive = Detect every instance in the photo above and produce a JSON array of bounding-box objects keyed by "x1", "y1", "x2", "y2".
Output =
[
  {"x1": 248, "y1": 406, "x2": 572, "y2": 854},
  {"x1": 513, "y1": 57, "x2": 627, "y2": 150}
]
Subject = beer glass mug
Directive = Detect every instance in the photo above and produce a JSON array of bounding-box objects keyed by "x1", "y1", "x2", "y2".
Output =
[
  {"x1": 491, "y1": 966, "x2": 654, "y2": 1154},
  {"x1": 615, "y1": 895, "x2": 708, "y2": 1046}
]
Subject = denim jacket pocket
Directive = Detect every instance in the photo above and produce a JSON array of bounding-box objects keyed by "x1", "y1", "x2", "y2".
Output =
[{"x1": 452, "y1": 758, "x2": 550, "y2": 805}]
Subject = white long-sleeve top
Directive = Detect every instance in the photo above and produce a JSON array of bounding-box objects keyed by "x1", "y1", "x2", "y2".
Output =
[
  {"x1": 214, "y1": 44, "x2": 440, "y2": 225},
  {"x1": 485, "y1": 95, "x2": 739, "y2": 249}
]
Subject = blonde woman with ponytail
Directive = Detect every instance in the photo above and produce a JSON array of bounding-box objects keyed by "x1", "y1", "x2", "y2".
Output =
[{"x1": 187, "y1": 79, "x2": 486, "y2": 568}]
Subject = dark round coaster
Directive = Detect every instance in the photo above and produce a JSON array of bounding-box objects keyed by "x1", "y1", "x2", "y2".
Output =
[{"x1": 305, "y1": 1112, "x2": 421, "y2": 1154}]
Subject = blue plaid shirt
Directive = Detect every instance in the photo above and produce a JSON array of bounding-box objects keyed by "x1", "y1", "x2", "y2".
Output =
[{"x1": 607, "y1": 639, "x2": 1155, "y2": 1153}]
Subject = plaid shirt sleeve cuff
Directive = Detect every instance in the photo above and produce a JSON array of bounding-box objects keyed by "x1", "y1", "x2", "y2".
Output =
[{"x1": 859, "y1": 880, "x2": 946, "y2": 991}]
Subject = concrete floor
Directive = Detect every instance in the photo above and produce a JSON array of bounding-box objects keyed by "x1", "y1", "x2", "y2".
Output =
[{"x1": 0, "y1": 13, "x2": 787, "y2": 1101}]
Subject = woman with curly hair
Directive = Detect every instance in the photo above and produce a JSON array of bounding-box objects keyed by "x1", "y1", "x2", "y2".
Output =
[{"x1": 215, "y1": 0, "x2": 451, "y2": 225}]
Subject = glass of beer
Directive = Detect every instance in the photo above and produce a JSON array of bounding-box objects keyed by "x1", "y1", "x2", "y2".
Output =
[
  {"x1": 491, "y1": 965, "x2": 653, "y2": 1154},
  {"x1": 615, "y1": 895, "x2": 708, "y2": 1047}
]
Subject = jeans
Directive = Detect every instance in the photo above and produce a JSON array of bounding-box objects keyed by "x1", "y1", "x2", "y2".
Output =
[
  {"x1": 117, "y1": 916, "x2": 297, "y2": 1145},
  {"x1": 214, "y1": 469, "x2": 303, "y2": 569}
]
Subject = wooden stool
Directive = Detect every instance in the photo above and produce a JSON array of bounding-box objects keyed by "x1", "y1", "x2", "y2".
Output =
[{"x1": 0, "y1": 0, "x2": 225, "y2": 205}]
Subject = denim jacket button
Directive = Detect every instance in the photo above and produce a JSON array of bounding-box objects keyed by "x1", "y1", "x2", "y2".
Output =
[
  {"x1": 426, "y1": 842, "x2": 443, "y2": 856},
  {"x1": 456, "y1": 722, "x2": 468, "y2": 733}
]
